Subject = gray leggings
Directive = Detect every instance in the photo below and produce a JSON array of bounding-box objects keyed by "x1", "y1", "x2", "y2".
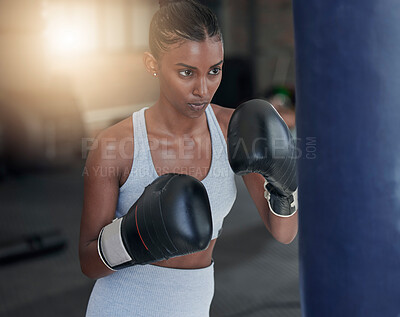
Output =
[{"x1": 86, "y1": 261, "x2": 215, "y2": 317}]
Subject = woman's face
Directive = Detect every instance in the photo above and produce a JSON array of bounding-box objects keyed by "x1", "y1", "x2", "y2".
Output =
[{"x1": 157, "y1": 37, "x2": 224, "y2": 118}]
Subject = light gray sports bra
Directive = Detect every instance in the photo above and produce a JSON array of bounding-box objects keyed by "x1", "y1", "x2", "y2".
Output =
[{"x1": 115, "y1": 105, "x2": 237, "y2": 239}]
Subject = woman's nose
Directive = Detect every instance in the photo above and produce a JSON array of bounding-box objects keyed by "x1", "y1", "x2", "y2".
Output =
[{"x1": 193, "y1": 77, "x2": 208, "y2": 97}]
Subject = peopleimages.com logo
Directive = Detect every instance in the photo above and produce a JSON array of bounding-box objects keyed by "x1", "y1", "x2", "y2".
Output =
[{"x1": 80, "y1": 136, "x2": 317, "y2": 161}]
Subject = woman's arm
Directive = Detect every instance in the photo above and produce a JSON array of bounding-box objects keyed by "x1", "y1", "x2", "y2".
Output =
[
  {"x1": 79, "y1": 130, "x2": 123, "y2": 279},
  {"x1": 212, "y1": 103, "x2": 298, "y2": 244},
  {"x1": 242, "y1": 173, "x2": 298, "y2": 244}
]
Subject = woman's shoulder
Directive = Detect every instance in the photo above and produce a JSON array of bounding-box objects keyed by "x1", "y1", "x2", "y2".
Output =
[
  {"x1": 96, "y1": 116, "x2": 133, "y2": 143},
  {"x1": 87, "y1": 116, "x2": 134, "y2": 172}
]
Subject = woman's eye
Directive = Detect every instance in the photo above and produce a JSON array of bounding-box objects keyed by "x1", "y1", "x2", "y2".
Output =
[
  {"x1": 179, "y1": 70, "x2": 193, "y2": 77},
  {"x1": 209, "y1": 68, "x2": 221, "y2": 75}
]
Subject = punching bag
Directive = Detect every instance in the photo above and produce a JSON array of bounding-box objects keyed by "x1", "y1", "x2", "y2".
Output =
[{"x1": 293, "y1": 1, "x2": 400, "y2": 316}]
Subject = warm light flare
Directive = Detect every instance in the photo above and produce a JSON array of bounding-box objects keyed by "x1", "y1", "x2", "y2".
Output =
[
  {"x1": 44, "y1": 27, "x2": 87, "y2": 54},
  {"x1": 42, "y1": 2, "x2": 97, "y2": 56}
]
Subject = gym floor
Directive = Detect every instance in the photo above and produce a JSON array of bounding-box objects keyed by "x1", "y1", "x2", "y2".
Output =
[{"x1": 0, "y1": 162, "x2": 300, "y2": 317}]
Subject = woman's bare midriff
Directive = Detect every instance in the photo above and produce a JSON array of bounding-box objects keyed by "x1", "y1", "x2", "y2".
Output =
[{"x1": 151, "y1": 239, "x2": 217, "y2": 269}]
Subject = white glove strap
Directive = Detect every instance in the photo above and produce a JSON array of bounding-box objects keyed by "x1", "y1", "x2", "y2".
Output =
[
  {"x1": 97, "y1": 217, "x2": 132, "y2": 270},
  {"x1": 264, "y1": 180, "x2": 298, "y2": 218}
]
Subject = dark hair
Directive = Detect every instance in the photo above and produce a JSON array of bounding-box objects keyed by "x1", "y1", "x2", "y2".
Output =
[{"x1": 149, "y1": 0, "x2": 223, "y2": 60}]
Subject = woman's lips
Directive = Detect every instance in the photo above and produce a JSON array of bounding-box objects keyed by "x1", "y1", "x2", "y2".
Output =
[{"x1": 188, "y1": 103, "x2": 208, "y2": 111}]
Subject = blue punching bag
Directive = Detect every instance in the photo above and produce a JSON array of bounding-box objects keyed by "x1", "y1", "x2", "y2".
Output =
[{"x1": 293, "y1": 1, "x2": 400, "y2": 316}]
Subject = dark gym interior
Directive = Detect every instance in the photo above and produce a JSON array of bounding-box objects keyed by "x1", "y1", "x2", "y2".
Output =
[{"x1": 0, "y1": 1, "x2": 299, "y2": 316}]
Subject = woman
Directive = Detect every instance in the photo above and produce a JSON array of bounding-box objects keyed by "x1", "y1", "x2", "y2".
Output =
[{"x1": 79, "y1": 1, "x2": 298, "y2": 316}]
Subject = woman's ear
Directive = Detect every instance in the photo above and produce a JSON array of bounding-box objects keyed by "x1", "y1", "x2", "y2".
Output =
[{"x1": 143, "y1": 52, "x2": 159, "y2": 77}]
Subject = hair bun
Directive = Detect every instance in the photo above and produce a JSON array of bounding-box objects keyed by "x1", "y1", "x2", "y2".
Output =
[{"x1": 159, "y1": 0, "x2": 182, "y2": 8}]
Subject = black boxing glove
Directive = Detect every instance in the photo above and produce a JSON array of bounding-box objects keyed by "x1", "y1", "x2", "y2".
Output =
[
  {"x1": 98, "y1": 173, "x2": 212, "y2": 270},
  {"x1": 227, "y1": 99, "x2": 298, "y2": 217}
]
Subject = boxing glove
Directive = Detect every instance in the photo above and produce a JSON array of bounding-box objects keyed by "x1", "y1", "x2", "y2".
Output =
[
  {"x1": 227, "y1": 99, "x2": 298, "y2": 217},
  {"x1": 98, "y1": 173, "x2": 213, "y2": 270}
]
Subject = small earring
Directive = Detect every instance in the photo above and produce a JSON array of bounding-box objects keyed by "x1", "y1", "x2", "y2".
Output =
[{"x1": 153, "y1": 73, "x2": 157, "y2": 77}]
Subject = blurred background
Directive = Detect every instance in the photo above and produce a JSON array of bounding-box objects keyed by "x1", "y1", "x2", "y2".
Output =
[{"x1": 0, "y1": 0, "x2": 299, "y2": 316}]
